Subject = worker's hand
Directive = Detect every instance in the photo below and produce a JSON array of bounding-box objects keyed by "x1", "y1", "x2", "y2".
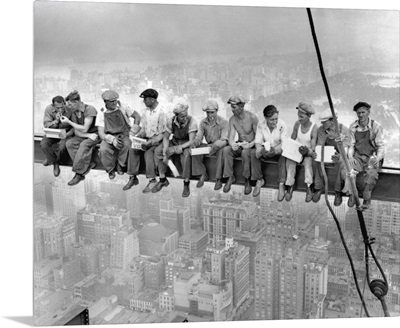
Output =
[
  {"x1": 298, "y1": 145, "x2": 309, "y2": 156},
  {"x1": 60, "y1": 116, "x2": 70, "y2": 124},
  {"x1": 240, "y1": 141, "x2": 251, "y2": 150},
  {"x1": 331, "y1": 153, "x2": 341, "y2": 163},
  {"x1": 232, "y1": 143, "x2": 240, "y2": 151},
  {"x1": 59, "y1": 130, "x2": 67, "y2": 140},
  {"x1": 265, "y1": 147, "x2": 276, "y2": 158},
  {"x1": 348, "y1": 154, "x2": 356, "y2": 167},
  {"x1": 131, "y1": 124, "x2": 140, "y2": 135},
  {"x1": 369, "y1": 157, "x2": 379, "y2": 168}
]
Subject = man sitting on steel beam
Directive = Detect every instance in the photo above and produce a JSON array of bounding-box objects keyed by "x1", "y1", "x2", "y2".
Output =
[
  {"x1": 312, "y1": 108, "x2": 351, "y2": 206},
  {"x1": 40, "y1": 95, "x2": 74, "y2": 177},
  {"x1": 250, "y1": 105, "x2": 288, "y2": 200},
  {"x1": 60, "y1": 90, "x2": 100, "y2": 186},
  {"x1": 190, "y1": 100, "x2": 229, "y2": 190},
  {"x1": 153, "y1": 102, "x2": 198, "y2": 197},
  {"x1": 222, "y1": 95, "x2": 259, "y2": 194},
  {"x1": 343, "y1": 101, "x2": 385, "y2": 209},
  {"x1": 96, "y1": 90, "x2": 141, "y2": 180}
]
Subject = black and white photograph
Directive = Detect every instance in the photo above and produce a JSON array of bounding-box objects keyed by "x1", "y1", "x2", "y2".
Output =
[{"x1": 1, "y1": 0, "x2": 400, "y2": 327}]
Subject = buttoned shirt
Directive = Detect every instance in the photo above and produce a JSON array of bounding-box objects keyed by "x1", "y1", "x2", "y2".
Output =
[
  {"x1": 193, "y1": 115, "x2": 229, "y2": 146},
  {"x1": 349, "y1": 118, "x2": 385, "y2": 160},
  {"x1": 43, "y1": 104, "x2": 72, "y2": 129},
  {"x1": 139, "y1": 105, "x2": 167, "y2": 138},
  {"x1": 255, "y1": 118, "x2": 287, "y2": 149}
]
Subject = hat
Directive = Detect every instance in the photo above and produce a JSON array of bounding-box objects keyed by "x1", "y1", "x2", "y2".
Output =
[
  {"x1": 227, "y1": 95, "x2": 246, "y2": 105},
  {"x1": 101, "y1": 90, "x2": 119, "y2": 101},
  {"x1": 319, "y1": 108, "x2": 338, "y2": 122},
  {"x1": 66, "y1": 90, "x2": 80, "y2": 102},
  {"x1": 353, "y1": 101, "x2": 371, "y2": 112},
  {"x1": 173, "y1": 103, "x2": 189, "y2": 115},
  {"x1": 296, "y1": 102, "x2": 315, "y2": 115},
  {"x1": 202, "y1": 100, "x2": 219, "y2": 111},
  {"x1": 139, "y1": 88, "x2": 158, "y2": 99}
]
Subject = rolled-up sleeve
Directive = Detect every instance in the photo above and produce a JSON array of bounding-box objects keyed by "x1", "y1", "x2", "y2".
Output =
[
  {"x1": 188, "y1": 118, "x2": 198, "y2": 134},
  {"x1": 220, "y1": 119, "x2": 229, "y2": 141},
  {"x1": 43, "y1": 105, "x2": 57, "y2": 128}
]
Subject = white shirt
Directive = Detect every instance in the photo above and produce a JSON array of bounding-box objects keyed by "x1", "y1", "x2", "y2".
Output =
[{"x1": 255, "y1": 118, "x2": 287, "y2": 148}]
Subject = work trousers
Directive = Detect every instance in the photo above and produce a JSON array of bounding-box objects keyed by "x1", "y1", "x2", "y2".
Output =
[
  {"x1": 286, "y1": 156, "x2": 313, "y2": 186},
  {"x1": 191, "y1": 144, "x2": 224, "y2": 179},
  {"x1": 314, "y1": 159, "x2": 343, "y2": 192},
  {"x1": 342, "y1": 154, "x2": 380, "y2": 196},
  {"x1": 155, "y1": 142, "x2": 192, "y2": 180},
  {"x1": 40, "y1": 136, "x2": 69, "y2": 165},
  {"x1": 127, "y1": 144, "x2": 159, "y2": 179},
  {"x1": 250, "y1": 149, "x2": 286, "y2": 183},
  {"x1": 66, "y1": 136, "x2": 101, "y2": 175},
  {"x1": 98, "y1": 136, "x2": 131, "y2": 173},
  {"x1": 222, "y1": 146, "x2": 252, "y2": 179}
]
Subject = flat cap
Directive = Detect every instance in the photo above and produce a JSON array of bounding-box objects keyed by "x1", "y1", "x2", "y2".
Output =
[
  {"x1": 139, "y1": 88, "x2": 158, "y2": 99},
  {"x1": 319, "y1": 108, "x2": 338, "y2": 122},
  {"x1": 353, "y1": 101, "x2": 371, "y2": 112},
  {"x1": 202, "y1": 100, "x2": 219, "y2": 111},
  {"x1": 66, "y1": 90, "x2": 80, "y2": 101},
  {"x1": 101, "y1": 90, "x2": 119, "y2": 101},
  {"x1": 227, "y1": 95, "x2": 246, "y2": 105},
  {"x1": 296, "y1": 102, "x2": 315, "y2": 115},
  {"x1": 173, "y1": 103, "x2": 189, "y2": 115}
]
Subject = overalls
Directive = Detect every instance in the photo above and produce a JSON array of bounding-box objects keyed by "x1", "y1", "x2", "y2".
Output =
[
  {"x1": 342, "y1": 129, "x2": 380, "y2": 198},
  {"x1": 99, "y1": 109, "x2": 132, "y2": 173}
]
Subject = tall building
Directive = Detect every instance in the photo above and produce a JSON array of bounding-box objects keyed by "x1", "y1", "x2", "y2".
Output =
[
  {"x1": 160, "y1": 199, "x2": 190, "y2": 236},
  {"x1": 34, "y1": 182, "x2": 47, "y2": 215},
  {"x1": 203, "y1": 198, "x2": 259, "y2": 245},
  {"x1": 53, "y1": 258, "x2": 84, "y2": 289},
  {"x1": 110, "y1": 226, "x2": 139, "y2": 270},
  {"x1": 178, "y1": 229, "x2": 208, "y2": 255},
  {"x1": 303, "y1": 262, "x2": 328, "y2": 316},
  {"x1": 142, "y1": 256, "x2": 165, "y2": 290},
  {"x1": 52, "y1": 175, "x2": 86, "y2": 220},
  {"x1": 72, "y1": 243, "x2": 100, "y2": 275},
  {"x1": 76, "y1": 204, "x2": 130, "y2": 244},
  {"x1": 138, "y1": 222, "x2": 178, "y2": 256}
]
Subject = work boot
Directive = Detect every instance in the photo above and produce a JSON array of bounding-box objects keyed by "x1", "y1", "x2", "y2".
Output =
[
  {"x1": 347, "y1": 194, "x2": 355, "y2": 207},
  {"x1": 43, "y1": 159, "x2": 50, "y2": 166},
  {"x1": 363, "y1": 187, "x2": 372, "y2": 203},
  {"x1": 214, "y1": 179, "x2": 223, "y2": 191},
  {"x1": 142, "y1": 179, "x2": 157, "y2": 194},
  {"x1": 363, "y1": 199, "x2": 371, "y2": 209},
  {"x1": 123, "y1": 175, "x2": 139, "y2": 190},
  {"x1": 223, "y1": 176, "x2": 236, "y2": 193},
  {"x1": 277, "y1": 183, "x2": 286, "y2": 202},
  {"x1": 334, "y1": 192, "x2": 343, "y2": 206},
  {"x1": 83, "y1": 162, "x2": 97, "y2": 176},
  {"x1": 196, "y1": 173, "x2": 209, "y2": 188},
  {"x1": 53, "y1": 162, "x2": 60, "y2": 177},
  {"x1": 68, "y1": 173, "x2": 85, "y2": 186},
  {"x1": 109, "y1": 170, "x2": 116, "y2": 180},
  {"x1": 182, "y1": 181, "x2": 190, "y2": 197},
  {"x1": 116, "y1": 163, "x2": 124, "y2": 175},
  {"x1": 152, "y1": 179, "x2": 170, "y2": 193},
  {"x1": 244, "y1": 179, "x2": 252, "y2": 195},
  {"x1": 253, "y1": 179, "x2": 264, "y2": 197},
  {"x1": 312, "y1": 188, "x2": 324, "y2": 203},
  {"x1": 305, "y1": 186, "x2": 313, "y2": 203},
  {"x1": 285, "y1": 185, "x2": 294, "y2": 202}
]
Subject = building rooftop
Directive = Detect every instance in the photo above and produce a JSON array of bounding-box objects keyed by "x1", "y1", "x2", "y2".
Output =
[{"x1": 139, "y1": 222, "x2": 175, "y2": 242}]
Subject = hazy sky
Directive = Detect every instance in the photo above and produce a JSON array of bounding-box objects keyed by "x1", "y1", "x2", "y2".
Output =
[{"x1": 34, "y1": 1, "x2": 399, "y2": 67}]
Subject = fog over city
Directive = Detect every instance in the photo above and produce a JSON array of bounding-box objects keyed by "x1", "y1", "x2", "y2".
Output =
[{"x1": 34, "y1": 2, "x2": 399, "y2": 70}]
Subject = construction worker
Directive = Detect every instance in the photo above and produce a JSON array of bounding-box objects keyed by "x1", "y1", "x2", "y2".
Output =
[
  {"x1": 123, "y1": 88, "x2": 167, "y2": 192},
  {"x1": 40, "y1": 95, "x2": 74, "y2": 177},
  {"x1": 61, "y1": 90, "x2": 100, "y2": 186},
  {"x1": 222, "y1": 95, "x2": 258, "y2": 195},
  {"x1": 153, "y1": 103, "x2": 198, "y2": 197},
  {"x1": 251, "y1": 105, "x2": 288, "y2": 199},
  {"x1": 285, "y1": 102, "x2": 318, "y2": 202},
  {"x1": 343, "y1": 102, "x2": 385, "y2": 209},
  {"x1": 190, "y1": 100, "x2": 228, "y2": 189},
  {"x1": 312, "y1": 108, "x2": 351, "y2": 206},
  {"x1": 96, "y1": 90, "x2": 141, "y2": 180}
]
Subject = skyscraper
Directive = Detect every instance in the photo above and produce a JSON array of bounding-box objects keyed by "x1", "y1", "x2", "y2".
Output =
[{"x1": 110, "y1": 226, "x2": 139, "y2": 270}]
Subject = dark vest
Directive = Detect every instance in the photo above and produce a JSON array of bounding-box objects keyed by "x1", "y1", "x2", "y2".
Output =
[{"x1": 171, "y1": 115, "x2": 193, "y2": 145}]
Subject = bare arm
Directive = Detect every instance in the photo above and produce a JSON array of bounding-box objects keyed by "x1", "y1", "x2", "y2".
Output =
[
  {"x1": 162, "y1": 131, "x2": 171, "y2": 155},
  {"x1": 61, "y1": 115, "x2": 94, "y2": 133},
  {"x1": 179, "y1": 131, "x2": 196, "y2": 149},
  {"x1": 228, "y1": 118, "x2": 236, "y2": 147},
  {"x1": 291, "y1": 121, "x2": 299, "y2": 140}
]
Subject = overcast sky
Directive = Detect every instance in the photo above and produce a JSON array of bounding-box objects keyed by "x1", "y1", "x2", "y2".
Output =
[{"x1": 34, "y1": 1, "x2": 399, "y2": 68}]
